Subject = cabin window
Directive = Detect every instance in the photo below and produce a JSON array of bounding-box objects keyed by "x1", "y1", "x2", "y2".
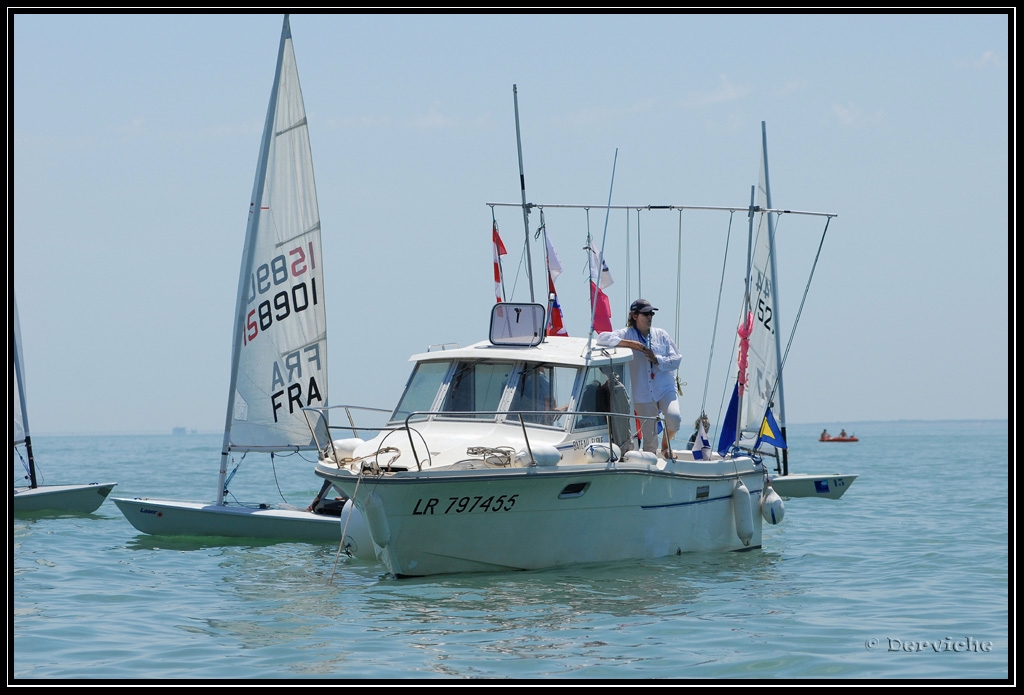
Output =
[
  {"x1": 390, "y1": 360, "x2": 452, "y2": 423},
  {"x1": 508, "y1": 363, "x2": 578, "y2": 427},
  {"x1": 440, "y1": 360, "x2": 513, "y2": 419}
]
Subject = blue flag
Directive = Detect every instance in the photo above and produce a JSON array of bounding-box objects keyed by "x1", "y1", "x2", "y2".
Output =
[
  {"x1": 717, "y1": 383, "x2": 739, "y2": 455},
  {"x1": 756, "y1": 408, "x2": 787, "y2": 450}
]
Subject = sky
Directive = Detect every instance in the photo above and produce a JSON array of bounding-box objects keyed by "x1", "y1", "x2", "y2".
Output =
[{"x1": 11, "y1": 11, "x2": 1011, "y2": 436}]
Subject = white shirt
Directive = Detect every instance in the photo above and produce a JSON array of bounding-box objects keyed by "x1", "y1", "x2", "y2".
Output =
[{"x1": 595, "y1": 326, "x2": 681, "y2": 404}]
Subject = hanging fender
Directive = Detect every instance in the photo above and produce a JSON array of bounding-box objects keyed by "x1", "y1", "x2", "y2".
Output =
[
  {"x1": 732, "y1": 479, "x2": 754, "y2": 546},
  {"x1": 761, "y1": 480, "x2": 785, "y2": 525}
]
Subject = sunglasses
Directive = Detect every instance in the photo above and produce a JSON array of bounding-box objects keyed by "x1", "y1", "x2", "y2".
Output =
[{"x1": 639, "y1": 312, "x2": 655, "y2": 317}]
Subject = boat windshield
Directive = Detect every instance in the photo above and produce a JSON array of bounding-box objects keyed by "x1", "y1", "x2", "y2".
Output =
[
  {"x1": 440, "y1": 360, "x2": 514, "y2": 419},
  {"x1": 389, "y1": 358, "x2": 581, "y2": 426},
  {"x1": 508, "y1": 363, "x2": 578, "y2": 427},
  {"x1": 391, "y1": 360, "x2": 450, "y2": 423}
]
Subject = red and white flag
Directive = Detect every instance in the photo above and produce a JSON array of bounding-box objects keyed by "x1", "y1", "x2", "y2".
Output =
[
  {"x1": 492, "y1": 222, "x2": 507, "y2": 303},
  {"x1": 545, "y1": 236, "x2": 567, "y2": 336},
  {"x1": 588, "y1": 244, "x2": 614, "y2": 332}
]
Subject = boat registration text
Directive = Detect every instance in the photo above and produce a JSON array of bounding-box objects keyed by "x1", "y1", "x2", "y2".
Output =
[{"x1": 412, "y1": 495, "x2": 519, "y2": 515}]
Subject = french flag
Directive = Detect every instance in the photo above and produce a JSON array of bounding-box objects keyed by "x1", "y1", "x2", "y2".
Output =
[
  {"x1": 493, "y1": 222, "x2": 507, "y2": 303},
  {"x1": 545, "y1": 235, "x2": 567, "y2": 336}
]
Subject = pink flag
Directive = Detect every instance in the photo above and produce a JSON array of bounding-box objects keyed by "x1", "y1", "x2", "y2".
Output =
[
  {"x1": 737, "y1": 311, "x2": 754, "y2": 395},
  {"x1": 590, "y1": 282, "x2": 613, "y2": 333},
  {"x1": 493, "y1": 223, "x2": 507, "y2": 303}
]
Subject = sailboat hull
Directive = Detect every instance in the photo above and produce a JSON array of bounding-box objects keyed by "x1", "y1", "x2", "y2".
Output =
[
  {"x1": 110, "y1": 496, "x2": 374, "y2": 556},
  {"x1": 13, "y1": 482, "x2": 117, "y2": 514},
  {"x1": 769, "y1": 474, "x2": 857, "y2": 499},
  {"x1": 318, "y1": 458, "x2": 766, "y2": 577}
]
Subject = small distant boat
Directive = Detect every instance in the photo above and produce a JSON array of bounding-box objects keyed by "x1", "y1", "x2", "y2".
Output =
[
  {"x1": 819, "y1": 432, "x2": 859, "y2": 442},
  {"x1": 13, "y1": 292, "x2": 117, "y2": 513}
]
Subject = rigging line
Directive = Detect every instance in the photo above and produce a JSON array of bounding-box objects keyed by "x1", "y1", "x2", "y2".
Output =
[
  {"x1": 674, "y1": 209, "x2": 682, "y2": 346},
  {"x1": 586, "y1": 149, "x2": 619, "y2": 359},
  {"x1": 767, "y1": 215, "x2": 832, "y2": 409},
  {"x1": 701, "y1": 211, "x2": 735, "y2": 416},
  {"x1": 329, "y1": 468, "x2": 366, "y2": 585},
  {"x1": 636, "y1": 208, "x2": 642, "y2": 298},
  {"x1": 270, "y1": 451, "x2": 290, "y2": 505},
  {"x1": 625, "y1": 209, "x2": 631, "y2": 314}
]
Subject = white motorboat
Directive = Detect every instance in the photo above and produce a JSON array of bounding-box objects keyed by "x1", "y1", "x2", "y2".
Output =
[{"x1": 312, "y1": 304, "x2": 775, "y2": 577}]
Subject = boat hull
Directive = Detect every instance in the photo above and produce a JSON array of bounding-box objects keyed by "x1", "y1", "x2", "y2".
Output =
[
  {"x1": 110, "y1": 496, "x2": 374, "y2": 557},
  {"x1": 769, "y1": 473, "x2": 857, "y2": 499},
  {"x1": 13, "y1": 482, "x2": 117, "y2": 514},
  {"x1": 317, "y1": 458, "x2": 766, "y2": 577}
]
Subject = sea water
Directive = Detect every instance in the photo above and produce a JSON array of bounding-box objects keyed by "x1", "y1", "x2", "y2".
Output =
[{"x1": 11, "y1": 421, "x2": 1009, "y2": 680}]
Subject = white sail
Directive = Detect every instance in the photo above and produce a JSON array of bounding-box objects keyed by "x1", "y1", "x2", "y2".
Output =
[
  {"x1": 224, "y1": 15, "x2": 327, "y2": 453},
  {"x1": 13, "y1": 293, "x2": 29, "y2": 448},
  {"x1": 738, "y1": 127, "x2": 781, "y2": 438}
]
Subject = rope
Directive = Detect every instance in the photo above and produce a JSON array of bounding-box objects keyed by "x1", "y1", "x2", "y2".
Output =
[
  {"x1": 766, "y1": 215, "x2": 832, "y2": 408},
  {"x1": 328, "y1": 466, "x2": 366, "y2": 585},
  {"x1": 702, "y1": 211, "x2": 735, "y2": 428},
  {"x1": 465, "y1": 446, "x2": 516, "y2": 467},
  {"x1": 326, "y1": 444, "x2": 402, "y2": 585}
]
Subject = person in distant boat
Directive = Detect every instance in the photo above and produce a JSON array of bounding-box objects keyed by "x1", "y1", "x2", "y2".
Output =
[
  {"x1": 596, "y1": 299, "x2": 682, "y2": 458},
  {"x1": 839, "y1": 429, "x2": 847, "y2": 438},
  {"x1": 821, "y1": 429, "x2": 829, "y2": 439},
  {"x1": 688, "y1": 414, "x2": 711, "y2": 446}
]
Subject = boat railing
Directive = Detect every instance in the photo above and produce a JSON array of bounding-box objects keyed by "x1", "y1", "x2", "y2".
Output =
[
  {"x1": 305, "y1": 405, "x2": 662, "y2": 472},
  {"x1": 401, "y1": 408, "x2": 651, "y2": 471},
  {"x1": 302, "y1": 404, "x2": 394, "y2": 455}
]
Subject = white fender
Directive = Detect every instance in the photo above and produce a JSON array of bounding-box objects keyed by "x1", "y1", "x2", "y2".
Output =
[
  {"x1": 363, "y1": 492, "x2": 391, "y2": 548},
  {"x1": 584, "y1": 442, "x2": 621, "y2": 463},
  {"x1": 515, "y1": 443, "x2": 562, "y2": 467},
  {"x1": 733, "y1": 480, "x2": 754, "y2": 546},
  {"x1": 621, "y1": 450, "x2": 659, "y2": 464},
  {"x1": 339, "y1": 499, "x2": 376, "y2": 560},
  {"x1": 332, "y1": 438, "x2": 365, "y2": 463},
  {"x1": 761, "y1": 482, "x2": 785, "y2": 525}
]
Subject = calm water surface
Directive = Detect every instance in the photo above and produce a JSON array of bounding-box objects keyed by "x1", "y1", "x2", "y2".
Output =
[{"x1": 11, "y1": 421, "x2": 1009, "y2": 680}]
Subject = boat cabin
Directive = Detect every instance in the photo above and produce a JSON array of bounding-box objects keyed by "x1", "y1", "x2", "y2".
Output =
[{"x1": 319, "y1": 304, "x2": 644, "y2": 469}]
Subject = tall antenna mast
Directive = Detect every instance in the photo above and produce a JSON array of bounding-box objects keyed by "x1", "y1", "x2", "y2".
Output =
[{"x1": 512, "y1": 85, "x2": 535, "y2": 302}]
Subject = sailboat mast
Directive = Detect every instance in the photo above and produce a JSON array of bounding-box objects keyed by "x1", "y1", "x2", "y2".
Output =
[
  {"x1": 512, "y1": 85, "x2": 535, "y2": 303},
  {"x1": 13, "y1": 294, "x2": 38, "y2": 489},
  {"x1": 217, "y1": 15, "x2": 291, "y2": 506},
  {"x1": 761, "y1": 121, "x2": 789, "y2": 474}
]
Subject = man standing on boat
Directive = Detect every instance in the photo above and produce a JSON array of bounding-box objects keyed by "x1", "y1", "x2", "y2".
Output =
[{"x1": 596, "y1": 299, "x2": 682, "y2": 457}]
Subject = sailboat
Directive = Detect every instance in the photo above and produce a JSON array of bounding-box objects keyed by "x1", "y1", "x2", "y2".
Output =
[
  {"x1": 13, "y1": 292, "x2": 117, "y2": 513},
  {"x1": 719, "y1": 121, "x2": 857, "y2": 500},
  {"x1": 112, "y1": 16, "x2": 371, "y2": 554}
]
